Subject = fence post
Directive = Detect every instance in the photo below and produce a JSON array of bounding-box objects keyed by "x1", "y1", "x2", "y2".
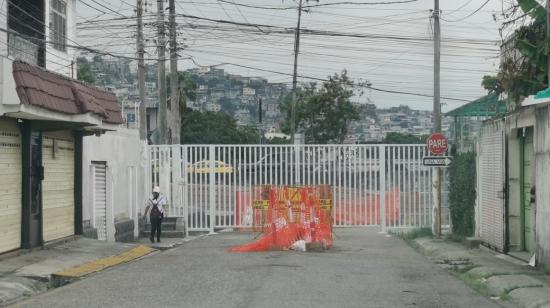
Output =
[
  {"x1": 293, "y1": 144, "x2": 300, "y2": 185},
  {"x1": 379, "y1": 145, "x2": 387, "y2": 232},
  {"x1": 183, "y1": 145, "x2": 189, "y2": 238},
  {"x1": 209, "y1": 145, "x2": 216, "y2": 234}
]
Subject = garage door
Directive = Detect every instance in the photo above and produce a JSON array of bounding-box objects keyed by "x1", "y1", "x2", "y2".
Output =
[
  {"x1": 0, "y1": 118, "x2": 22, "y2": 253},
  {"x1": 92, "y1": 162, "x2": 107, "y2": 241},
  {"x1": 42, "y1": 131, "x2": 75, "y2": 242},
  {"x1": 478, "y1": 120, "x2": 506, "y2": 251}
]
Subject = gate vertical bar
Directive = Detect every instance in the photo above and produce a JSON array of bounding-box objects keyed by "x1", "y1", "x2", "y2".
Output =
[
  {"x1": 379, "y1": 145, "x2": 386, "y2": 232},
  {"x1": 369, "y1": 147, "x2": 374, "y2": 225},
  {"x1": 407, "y1": 146, "x2": 417, "y2": 228},
  {"x1": 209, "y1": 145, "x2": 215, "y2": 234}
]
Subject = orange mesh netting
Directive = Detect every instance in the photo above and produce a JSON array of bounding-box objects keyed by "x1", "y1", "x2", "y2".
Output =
[{"x1": 228, "y1": 185, "x2": 333, "y2": 253}]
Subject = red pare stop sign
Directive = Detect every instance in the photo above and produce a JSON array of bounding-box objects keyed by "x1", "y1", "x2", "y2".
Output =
[{"x1": 427, "y1": 133, "x2": 448, "y2": 155}]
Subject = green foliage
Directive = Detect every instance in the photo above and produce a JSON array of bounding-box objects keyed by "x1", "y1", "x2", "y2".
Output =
[
  {"x1": 181, "y1": 110, "x2": 259, "y2": 144},
  {"x1": 392, "y1": 228, "x2": 433, "y2": 240},
  {"x1": 383, "y1": 132, "x2": 426, "y2": 144},
  {"x1": 76, "y1": 57, "x2": 95, "y2": 84},
  {"x1": 481, "y1": 75, "x2": 502, "y2": 94},
  {"x1": 280, "y1": 71, "x2": 360, "y2": 144},
  {"x1": 484, "y1": 0, "x2": 549, "y2": 108},
  {"x1": 448, "y1": 153, "x2": 476, "y2": 236},
  {"x1": 167, "y1": 72, "x2": 197, "y2": 114},
  {"x1": 178, "y1": 71, "x2": 197, "y2": 102}
]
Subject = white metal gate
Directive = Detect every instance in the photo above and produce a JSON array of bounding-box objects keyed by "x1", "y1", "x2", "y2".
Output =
[
  {"x1": 146, "y1": 144, "x2": 442, "y2": 232},
  {"x1": 92, "y1": 163, "x2": 108, "y2": 241}
]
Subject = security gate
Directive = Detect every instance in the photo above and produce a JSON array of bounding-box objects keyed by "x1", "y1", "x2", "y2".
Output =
[
  {"x1": 92, "y1": 162, "x2": 108, "y2": 241},
  {"x1": 146, "y1": 145, "x2": 442, "y2": 232},
  {"x1": 477, "y1": 120, "x2": 506, "y2": 251}
]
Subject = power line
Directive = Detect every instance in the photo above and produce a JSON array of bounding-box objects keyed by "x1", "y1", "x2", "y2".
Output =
[
  {"x1": 215, "y1": 0, "x2": 419, "y2": 10},
  {"x1": 441, "y1": 0, "x2": 491, "y2": 22},
  {"x1": 0, "y1": 25, "x2": 162, "y2": 61},
  {"x1": 85, "y1": 0, "x2": 127, "y2": 18}
]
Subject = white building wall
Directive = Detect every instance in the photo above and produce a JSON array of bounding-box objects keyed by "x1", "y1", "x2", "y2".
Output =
[
  {"x1": 82, "y1": 128, "x2": 143, "y2": 241},
  {"x1": 45, "y1": 0, "x2": 78, "y2": 77}
]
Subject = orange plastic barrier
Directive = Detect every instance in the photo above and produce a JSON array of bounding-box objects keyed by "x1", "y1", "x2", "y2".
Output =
[{"x1": 228, "y1": 185, "x2": 333, "y2": 252}]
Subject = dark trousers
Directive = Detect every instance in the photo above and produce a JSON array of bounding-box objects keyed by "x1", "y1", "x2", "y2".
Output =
[{"x1": 150, "y1": 217, "x2": 162, "y2": 241}]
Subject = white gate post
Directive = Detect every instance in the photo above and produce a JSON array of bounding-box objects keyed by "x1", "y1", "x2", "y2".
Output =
[
  {"x1": 379, "y1": 145, "x2": 387, "y2": 232},
  {"x1": 170, "y1": 145, "x2": 182, "y2": 216},
  {"x1": 294, "y1": 144, "x2": 300, "y2": 185},
  {"x1": 209, "y1": 145, "x2": 216, "y2": 234},
  {"x1": 183, "y1": 145, "x2": 189, "y2": 238}
]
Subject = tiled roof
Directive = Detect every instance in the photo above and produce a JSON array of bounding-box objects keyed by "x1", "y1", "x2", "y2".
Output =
[{"x1": 13, "y1": 61, "x2": 123, "y2": 124}]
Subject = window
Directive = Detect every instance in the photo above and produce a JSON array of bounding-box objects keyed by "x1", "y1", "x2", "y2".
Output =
[{"x1": 50, "y1": 0, "x2": 67, "y2": 51}]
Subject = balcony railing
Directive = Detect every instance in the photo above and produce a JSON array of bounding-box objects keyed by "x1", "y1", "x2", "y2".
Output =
[{"x1": 8, "y1": 32, "x2": 40, "y2": 66}]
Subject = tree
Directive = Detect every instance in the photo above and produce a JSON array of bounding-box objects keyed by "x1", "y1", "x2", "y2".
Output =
[
  {"x1": 219, "y1": 97, "x2": 237, "y2": 116},
  {"x1": 168, "y1": 71, "x2": 196, "y2": 112},
  {"x1": 76, "y1": 57, "x2": 95, "y2": 84},
  {"x1": 483, "y1": 0, "x2": 549, "y2": 108},
  {"x1": 181, "y1": 109, "x2": 259, "y2": 144},
  {"x1": 280, "y1": 71, "x2": 361, "y2": 144},
  {"x1": 383, "y1": 132, "x2": 426, "y2": 144}
]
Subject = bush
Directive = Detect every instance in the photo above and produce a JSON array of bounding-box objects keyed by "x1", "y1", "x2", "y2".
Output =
[{"x1": 448, "y1": 153, "x2": 476, "y2": 236}]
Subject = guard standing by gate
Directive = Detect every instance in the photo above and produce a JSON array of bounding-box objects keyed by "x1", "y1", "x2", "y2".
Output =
[{"x1": 145, "y1": 186, "x2": 166, "y2": 242}]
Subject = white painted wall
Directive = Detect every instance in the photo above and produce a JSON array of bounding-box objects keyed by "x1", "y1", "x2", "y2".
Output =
[
  {"x1": 535, "y1": 107, "x2": 550, "y2": 268},
  {"x1": 45, "y1": 0, "x2": 78, "y2": 77},
  {"x1": 0, "y1": 0, "x2": 77, "y2": 111},
  {"x1": 82, "y1": 128, "x2": 143, "y2": 241}
]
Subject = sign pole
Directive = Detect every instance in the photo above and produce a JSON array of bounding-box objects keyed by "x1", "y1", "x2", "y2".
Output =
[{"x1": 427, "y1": 132, "x2": 447, "y2": 238}]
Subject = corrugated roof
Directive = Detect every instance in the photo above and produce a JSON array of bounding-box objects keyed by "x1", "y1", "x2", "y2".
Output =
[
  {"x1": 13, "y1": 61, "x2": 123, "y2": 124},
  {"x1": 445, "y1": 92, "x2": 508, "y2": 117}
]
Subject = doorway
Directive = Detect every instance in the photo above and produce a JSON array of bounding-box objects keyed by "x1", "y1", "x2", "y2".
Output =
[
  {"x1": 520, "y1": 127, "x2": 535, "y2": 253},
  {"x1": 28, "y1": 131, "x2": 43, "y2": 247}
]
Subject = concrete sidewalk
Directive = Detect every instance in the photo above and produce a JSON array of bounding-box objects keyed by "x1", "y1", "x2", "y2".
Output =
[
  {"x1": 411, "y1": 237, "x2": 550, "y2": 308},
  {"x1": 0, "y1": 238, "x2": 156, "y2": 307}
]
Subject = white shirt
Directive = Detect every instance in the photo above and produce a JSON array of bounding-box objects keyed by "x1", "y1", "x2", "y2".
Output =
[{"x1": 148, "y1": 194, "x2": 167, "y2": 215}]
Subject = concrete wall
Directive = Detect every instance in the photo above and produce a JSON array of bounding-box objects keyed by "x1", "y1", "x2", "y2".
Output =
[
  {"x1": 506, "y1": 129, "x2": 522, "y2": 251},
  {"x1": 82, "y1": 128, "x2": 142, "y2": 242},
  {"x1": 0, "y1": 0, "x2": 77, "y2": 77},
  {"x1": 535, "y1": 107, "x2": 550, "y2": 268}
]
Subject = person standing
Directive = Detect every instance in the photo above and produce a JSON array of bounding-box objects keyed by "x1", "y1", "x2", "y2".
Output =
[{"x1": 145, "y1": 186, "x2": 166, "y2": 243}]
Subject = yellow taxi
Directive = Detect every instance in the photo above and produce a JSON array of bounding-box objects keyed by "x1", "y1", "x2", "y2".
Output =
[{"x1": 188, "y1": 160, "x2": 234, "y2": 174}]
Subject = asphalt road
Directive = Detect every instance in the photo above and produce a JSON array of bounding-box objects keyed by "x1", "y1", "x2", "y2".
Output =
[{"x1": 15, "y1": 229, "x2": 501, "y2": 308}]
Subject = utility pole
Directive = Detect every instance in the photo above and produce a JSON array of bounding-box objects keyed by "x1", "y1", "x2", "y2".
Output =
[
  {"x1": 156, "y1": 0, "x2": 168, "y2": 144},
  {"x1": 168, "y1": 0, "x2": 180, "y2": 144},
  {"x1": 137, "y1": 0, "x2": 147, "y2": 141},
  {"x1": 290, "y1": 0, "x2": 304, "y2": 144},
  {"x1": 433, "y1": 0, "x2": 442, "y2": 237}
]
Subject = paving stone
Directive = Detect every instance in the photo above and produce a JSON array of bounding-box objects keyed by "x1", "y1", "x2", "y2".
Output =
[
  {"x1": 486, "y1": 275, "x2": 543, "y2": 296},
  {"x1": 509, "y1": 287, "x2": 550, "y2": 308}
]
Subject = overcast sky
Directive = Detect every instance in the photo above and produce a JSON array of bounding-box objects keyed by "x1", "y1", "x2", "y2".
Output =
[{"x1": 76, "y1": 0, "x2": 506, "y2": 111}]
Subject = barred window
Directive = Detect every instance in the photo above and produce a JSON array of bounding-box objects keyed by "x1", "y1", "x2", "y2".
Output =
[{"x1": 50, "y1": 0, "x2": 67, "y2": 51}]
